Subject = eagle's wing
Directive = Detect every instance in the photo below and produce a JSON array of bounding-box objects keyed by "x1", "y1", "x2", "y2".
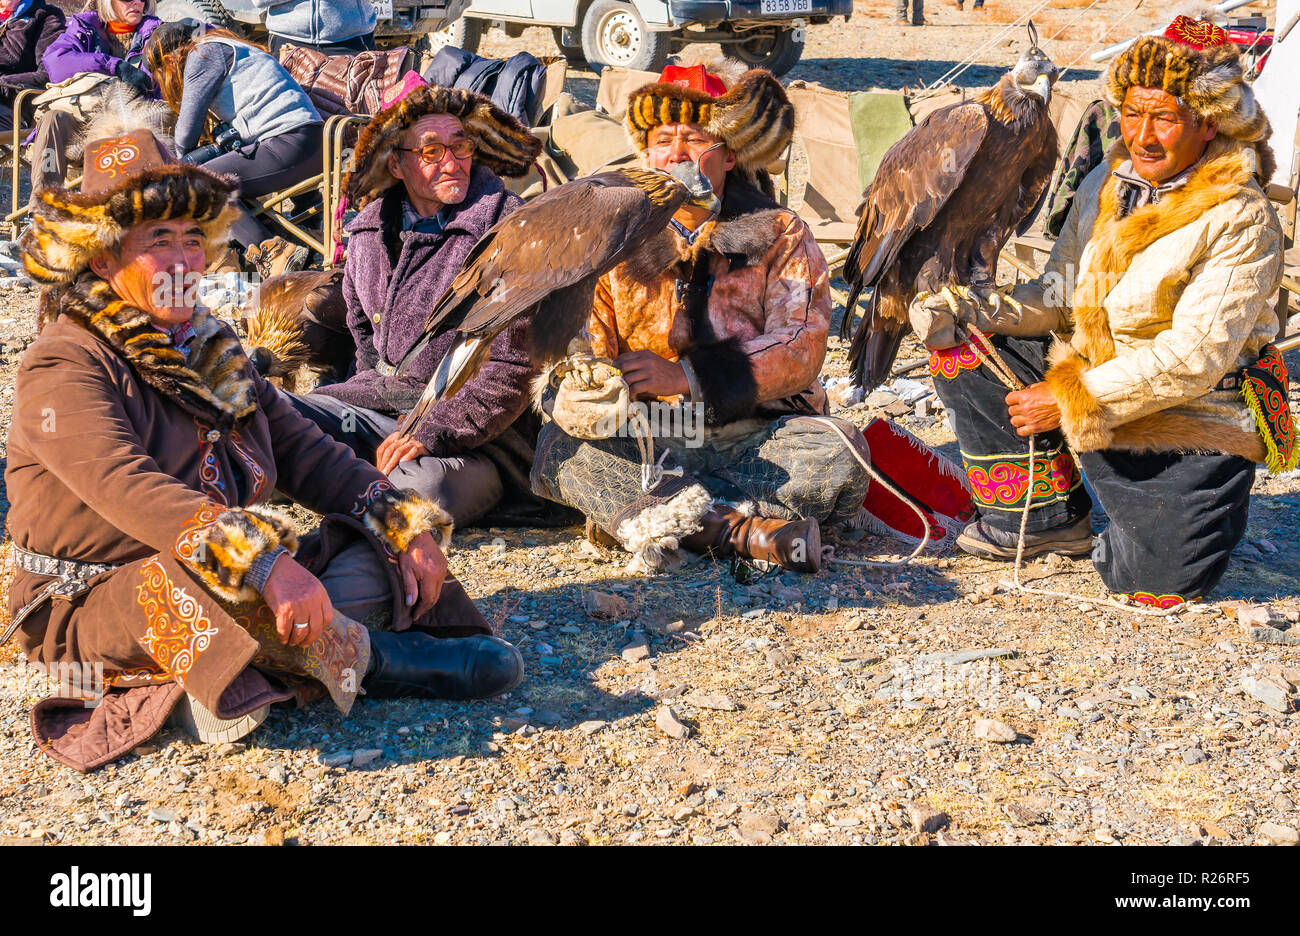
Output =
[
  {"x1": 840, "y1": 102, "x2": 991, "y2": 336},
  {"x1": 421, "y1": 172, "x2": 668, "y2": 341}
]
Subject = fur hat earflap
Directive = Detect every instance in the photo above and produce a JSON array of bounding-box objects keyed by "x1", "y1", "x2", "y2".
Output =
[
  {"x1": 624, "y1": 55, "x2": 795, "y2": 179},
  {"x1": 22, "y1": 116, "x2": 239, "y2": 288},
  {"x1": 343, "y1": 81, "x2": 542, "y2": 210},
  {"x1": 1104, "y1": 36, "x2": 1271, "y2": 149}
]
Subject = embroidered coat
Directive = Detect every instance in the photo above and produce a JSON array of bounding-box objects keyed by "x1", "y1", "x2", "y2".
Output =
[
  {"x1": 583, "y1": 176, "x2": 832, "y2": 426},
  {"x1": 5, "y1": 274, "x2": 479, "y2": 771},
  {"x1": 1031, "y1": 136, "x2": 1284, "y2": 462}
]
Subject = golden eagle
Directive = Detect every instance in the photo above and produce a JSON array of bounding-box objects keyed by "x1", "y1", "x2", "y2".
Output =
[
  {"x1": 395, "y1": 162, "x2": 719, "y2": 438},
  {"x1": 842, "y1": 24, "x2": 1060, "y2": 390}
]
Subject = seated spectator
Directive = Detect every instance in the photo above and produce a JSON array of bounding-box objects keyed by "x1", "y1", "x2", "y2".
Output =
[
  {"x1": 288, "y1": 78, "x2": 545, "y2": 530},
  {"x1": 32, "y1": 0, "x2": 159, "y2": 188},
  {"x1": 0, "y1": 0, "x2": 66, "y2": 131},
  {"x1": 145, "y1": 21, "x2": 323, "y2": 254},
  {"x1": 9, "y1": 113, "x2": 522, "y2": 771},
  {"x1": 252, "y1": 0, "x2": 376, "y2": 59}
]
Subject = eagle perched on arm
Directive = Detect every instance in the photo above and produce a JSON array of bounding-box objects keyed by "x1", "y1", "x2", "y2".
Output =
[
  {"x1": 842, "y1": 24, "x2": 1061, "y2": 390},
  {"x1": 395, "y1": 162, "x2": 720, "y2": 437}
]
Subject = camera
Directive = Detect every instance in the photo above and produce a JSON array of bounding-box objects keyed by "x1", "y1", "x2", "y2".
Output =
[{"x1": 179, "y1": 122, "x2": 245, "y2": 165}]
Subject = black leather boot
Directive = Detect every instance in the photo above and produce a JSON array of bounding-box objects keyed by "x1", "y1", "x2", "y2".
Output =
[{"x1": 363, "y1": 631, "x2": 524, "y2": 700}]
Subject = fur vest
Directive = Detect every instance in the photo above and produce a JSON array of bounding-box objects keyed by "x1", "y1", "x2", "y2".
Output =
[
  {"x1": 585, "y1": 175, "x2": 832, "y2": 426},
  {"x1": 1043, "y1": 135, "x2": 1285, "y2": 462}
]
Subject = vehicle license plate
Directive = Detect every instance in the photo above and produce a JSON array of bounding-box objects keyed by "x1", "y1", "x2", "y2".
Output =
[
  {"x1": 760, "y1": 0, "x2": 812, "y2": 14},
  {"x1": 373, "y1": 0, "x2": 394, "y2": 19}
]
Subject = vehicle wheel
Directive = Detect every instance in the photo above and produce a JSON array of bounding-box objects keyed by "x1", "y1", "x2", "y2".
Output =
[
  {"x1": 551, "y1": 26, "x2": 587, "y2": 63},
  {"x1": 581, "y1": 0, "x2": 670, "y2": 71},
  {"x1": 731, "y1": 27, "x2": 804, "y2": 76},
  {"x1": 423, "y1": 16, "x2": 483, "y2": 56},
  {"x1": 155, "y1": 0, "x2": 246, "y2": 37}
]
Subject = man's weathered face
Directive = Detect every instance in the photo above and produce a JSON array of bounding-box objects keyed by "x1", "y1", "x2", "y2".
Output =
[
  {"x1": 389, "y1": 114, "x2": 474, "y2": 210},
  {"x1": 1120, "y1": 85, "x2": 1217, "y2": 184},
  {"x1": 645, "y1": 122, "x2": 736, "y2": 197},
  {"x1": 89, "y1": 219, "x2": 207, "y2": 327}
]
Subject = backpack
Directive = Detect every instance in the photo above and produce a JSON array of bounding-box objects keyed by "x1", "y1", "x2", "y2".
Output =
[{"x1": 422, "y1": 47, "x2": 547, "y2": 126}]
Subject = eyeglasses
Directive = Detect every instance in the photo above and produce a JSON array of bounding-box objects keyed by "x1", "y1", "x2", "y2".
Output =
[{"x1": 395, "y1": 140, "x2": 476, "y2": 164}]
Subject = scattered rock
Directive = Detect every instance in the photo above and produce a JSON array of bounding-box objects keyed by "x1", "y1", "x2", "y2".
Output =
[
  {"x1": 267, "y1": 765, "x2": 288, "y2": 786},
  {"x1": 771, "y1": 584, "x2": 803, "y2": 605},
  {"x1": 1242, "y1": 675, "x2": 1293, "y2": 713},
  {"x1": 737, "y1": 812, "x2": 782, "y2": 844},
  {"x1": 147, "y1": 808, "x2": 177, "y2": 824},
  {"x1": 584, "y1": 591, "x2": 629, "y2": 619},
  {"x1": 907, "y1": 803, "x2": 949, "y2": 834},
  {"x1": 1239, "y1": 605, "x2": 1281, "y2": 628},
  {"x1": 919, "y1": 647, "x2": 1018, "y2": 665},
  {"x1": 527, "y1": 829, "x2": 558, "y2": 845},
  {"x1": 1182, "y1": 748, "x2": 1207, "y2": 766},
  {"x1": 577, "y1": 720, "x2": 608, "y2": 736},
  {"x1": 352, "y1": 748, "x2": 383, "y2": 768},
  {"x1": 263, "y1": 826, "x2": 286, "y2": 847},
  {"x1": 1258, "y1": 822, "x2": 1300, "y2": 846},
  {"x1": 973, "y1": 718, "x2": 1018, "y2": 743},
  {"x1": 655, "y1": 706, "x2": 691, "y2": 740},
  {"x1": 320, "y1": 750, "x2": 354, "y2": 768},
  {"x1": 684, "y1": 693, "x2": 738, "y2": 711},
  {"x1": 1004, "y1": 803, "x2": 1046, "y2": 826},
  {"x1": 621, "y1": 632, "x2": 650, "y2": 663}
]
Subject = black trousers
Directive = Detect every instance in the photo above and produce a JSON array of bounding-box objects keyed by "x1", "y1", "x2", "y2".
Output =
[
  {"x1": 930, "y1": 333, "x2": 1254, "y2": 604},
  {"x1": 206, "y1": 125, "x2": 325, "y2": 247}
]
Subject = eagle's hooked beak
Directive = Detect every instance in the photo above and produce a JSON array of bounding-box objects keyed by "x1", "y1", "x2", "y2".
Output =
[
  {"x1": 1029, "y1": 72, "x2": 1053, "y2": 104},
  {"x1": 666, "y1": 142, "x2": 723, "y2": 212}
]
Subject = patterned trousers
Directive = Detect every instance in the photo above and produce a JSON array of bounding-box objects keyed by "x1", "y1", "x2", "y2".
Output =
[
  {"x1": 931, "y1": 333, "x2": 1254, "y2": 603},
  {"x1": 530, "y1": 414, "x2": 872, "y2": 534}
]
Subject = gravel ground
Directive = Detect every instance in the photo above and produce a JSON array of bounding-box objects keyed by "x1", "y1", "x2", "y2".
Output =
[{"x1": 3, "y1": 0, "x2": 1300, "y2": 847}]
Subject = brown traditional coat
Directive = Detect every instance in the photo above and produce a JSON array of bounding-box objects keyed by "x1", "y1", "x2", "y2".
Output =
[{"x1": 5, "y1": 274, "x2": 480, "y2": 770}]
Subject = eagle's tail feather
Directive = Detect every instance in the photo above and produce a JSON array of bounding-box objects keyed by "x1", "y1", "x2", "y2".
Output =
[
  {"x1": 399, "y1": 334, "x2": 490, "y2": 440},
  {"x1": 847, "y1": 291, "x2": 907, "y2": 393}
]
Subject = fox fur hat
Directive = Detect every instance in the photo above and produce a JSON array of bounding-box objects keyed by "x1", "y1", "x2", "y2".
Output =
[
  {"x1": 22, "y1": 99, "x2": 239, "y2": 287},
  {"x1": 624, "y1": 53, "x2": 795, "y2": 188},
  {"x1": 1104, "y1": 36, "x2": 1274, "y2": 179},
  {"x1": 343, "y1": 79, "x2": 542, "y2": 210}
]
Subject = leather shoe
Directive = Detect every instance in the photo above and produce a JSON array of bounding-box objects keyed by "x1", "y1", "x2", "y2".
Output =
[
  {"x1": 680, "y1": 505, "x2": 822, "y2": 573},
  {"x1": 364, "y1": 630, "x2": 524, "y2": 700}
]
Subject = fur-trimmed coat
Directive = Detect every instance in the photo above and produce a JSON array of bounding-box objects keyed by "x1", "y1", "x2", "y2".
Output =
[
  {"x1": 584, "y1": 175, "x2": 831, "y2": 426},
  {"x1": 5, "y1": 275, "x2": 479, "y2": 770},
  {"x1": 1030, "y1": 135, "x2": 1284, "y2": 462}
]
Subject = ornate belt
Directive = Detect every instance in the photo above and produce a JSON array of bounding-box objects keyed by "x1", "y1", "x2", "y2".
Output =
[{"x1": 2, "y1": 546, "x2": 122, "y2": 645}]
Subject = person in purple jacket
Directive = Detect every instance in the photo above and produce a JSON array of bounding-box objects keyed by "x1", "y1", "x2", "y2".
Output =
[
  {"x1": 31, "y1": 0, "x2": 160, "y2": 188},
  {"x1": 0, "y1": 0, "x2": 65, "y2": 130},
  {"x1": 287, "y1": 77, "x2": 549, "y2": 529}
]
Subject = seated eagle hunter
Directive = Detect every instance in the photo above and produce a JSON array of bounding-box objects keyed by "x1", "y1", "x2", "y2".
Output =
[
  {"x1": 5, "y1": 116, "x2": 523, "y2": 772},
  {"x1": 288, "y1": 77, "x2": 548, "y2": 529},
  {"x1": 529, "y1": 58, "x2": 874, "y2": 574},
  {"x1": 912, "y1": 36, "x2": 1287, "y2": 607}
]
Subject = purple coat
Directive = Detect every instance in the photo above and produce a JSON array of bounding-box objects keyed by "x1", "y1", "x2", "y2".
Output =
[
  {"x1": 41, "y1": 10, "x2": 160, "y2": 85},
  {"x1": 314, "y1": 164, "x2": 534, "y2": 457}
]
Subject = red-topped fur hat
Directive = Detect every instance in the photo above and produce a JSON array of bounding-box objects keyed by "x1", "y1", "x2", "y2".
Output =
[{"x1": 624, "y1": 53, "x2": 795, "y2": 194}]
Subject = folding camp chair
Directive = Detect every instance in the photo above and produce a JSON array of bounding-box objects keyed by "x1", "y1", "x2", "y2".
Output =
[{"x1": 2, "y1": 87, "x2": 49, "y2": 238}]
